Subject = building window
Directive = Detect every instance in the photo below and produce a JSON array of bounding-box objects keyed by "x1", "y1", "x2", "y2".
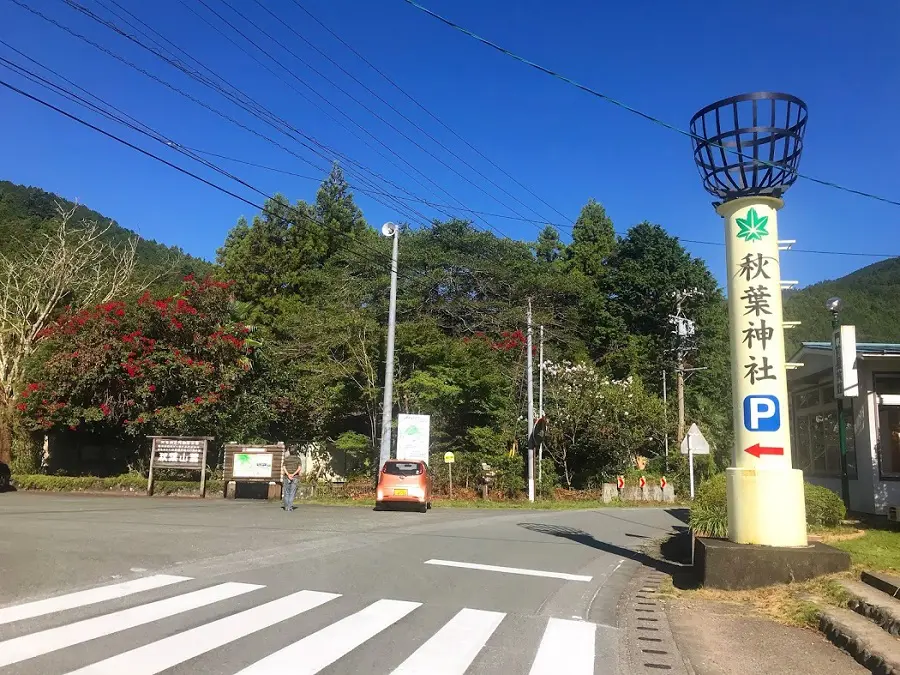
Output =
[
  {"x1": 875, "y1": 374, "x2": 900, "y2": 479},
  {"x1": 791, "y1": 384, "x2": 858, "y2": 479}
]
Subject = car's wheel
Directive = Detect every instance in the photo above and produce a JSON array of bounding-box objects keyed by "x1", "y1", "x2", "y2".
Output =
[
  {"x1": 419, "y1": 502, "x2": 428, "y2": 513},
  {"x1": 374, "y1": 501, "x2": 383, "y2": 511},
  {"x1": 426, "y1": 501, "x2": 432, "y2": 510}
]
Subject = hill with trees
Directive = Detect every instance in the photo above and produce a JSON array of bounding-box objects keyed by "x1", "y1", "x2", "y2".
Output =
[
  {"x1": 783, "y1": 257, "x2": 900, "y2": 354},
  {"x1": 0, "y1": 180, "x2": 213, "y2": 292}
]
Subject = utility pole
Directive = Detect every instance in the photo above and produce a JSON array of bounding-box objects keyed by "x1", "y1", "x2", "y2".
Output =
[
  {"x1": 526, "y1": 300, "x2": 535, "y2": 502},
  {"x1": 378, "y1": 222, "x2": 400, "y2": 475},
  {"x1": 670, "y1": 289, "x2": 699, "y2": 443},
  {"x1": 538, "y1": 325, "x2": 544, "y2": 488},
  {"x1": 662, "y1": 370, "x2": 669, "y2": 473}
]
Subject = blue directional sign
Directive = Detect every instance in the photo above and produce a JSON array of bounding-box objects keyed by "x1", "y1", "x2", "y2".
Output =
[{"x1": 743, "y1": 394, "x2": 780, "y2": 432}]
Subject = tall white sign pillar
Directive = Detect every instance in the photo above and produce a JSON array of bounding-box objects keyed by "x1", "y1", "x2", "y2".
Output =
[
  {"x1": 690, "y1": 91, "x2": 810, "y2": 548},
  {"x1": 719, "y1": 196, "x2": 806, "y2": 547}
]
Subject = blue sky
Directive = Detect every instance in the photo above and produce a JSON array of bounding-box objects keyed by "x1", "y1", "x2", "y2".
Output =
[{"x1": 1, "y1": 0, "x2": 898, "y2": 290}]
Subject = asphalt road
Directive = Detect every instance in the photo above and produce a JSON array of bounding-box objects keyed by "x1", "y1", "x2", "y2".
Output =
[{"x1": 0, "y1": 493, "x2": 686, "y2": 674}]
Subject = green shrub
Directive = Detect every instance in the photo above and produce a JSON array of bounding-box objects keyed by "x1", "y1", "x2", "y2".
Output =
[
  {"x1": 12, "y1": 474, "x2": 222, "y2": 496},
  {"x1": 804, "y1": 482, "x2": 846, "y2": 527},
  {"x1": 689, "y1": 473, "x2": 848, "y2": 537},
  {"x1": 689, "y1": 472, "x2": 727, "y2": 537}
]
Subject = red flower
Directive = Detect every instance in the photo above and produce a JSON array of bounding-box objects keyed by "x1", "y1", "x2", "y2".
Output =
[
  {"x1": 194, "y1": 396, "x2": 204, "y2": 404},
  {"x1": 15, "y1": 403, "x2": 26, "y2": 411},
  {"x1": 184, "y1": 273, "x2": 195, "y2": 281},
  {"x1": 100, "y1": 403, "x2": 111, "y2": 416},
  {"x1": 148, "y1": 384, "x2": 156, "y2": 392}
]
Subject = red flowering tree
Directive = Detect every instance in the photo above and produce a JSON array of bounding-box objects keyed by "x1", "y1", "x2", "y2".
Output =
[{"x1": 18, "y1": 276, "x2": 257, "y2": 438}]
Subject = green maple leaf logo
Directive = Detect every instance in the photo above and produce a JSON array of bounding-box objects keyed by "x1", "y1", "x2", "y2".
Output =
[{"x1": 736, "y1": 208, "x2": 769, "y2": 242}]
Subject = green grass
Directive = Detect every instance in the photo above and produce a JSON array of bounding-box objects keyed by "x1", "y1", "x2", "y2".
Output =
[
  {"x1": 831, "y1": 529, "x2": 900, "y2": 572},
  {"x1": 12, "y1": 473, "x2": 222, "y2": 497}
]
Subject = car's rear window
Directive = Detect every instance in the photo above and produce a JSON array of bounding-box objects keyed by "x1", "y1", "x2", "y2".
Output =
[{"x1": 384, "y1": 462, "x2": 423, "y2": 475}]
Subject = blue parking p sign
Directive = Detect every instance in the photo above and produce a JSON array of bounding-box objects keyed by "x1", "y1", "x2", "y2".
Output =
[{"x1": 743, "y1": 395, "x2": 780, "y2": 432}]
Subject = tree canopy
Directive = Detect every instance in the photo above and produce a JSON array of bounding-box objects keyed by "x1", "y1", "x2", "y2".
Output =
[{"x1": 4, "y1": 171, "x2": 738, "y2": 488}]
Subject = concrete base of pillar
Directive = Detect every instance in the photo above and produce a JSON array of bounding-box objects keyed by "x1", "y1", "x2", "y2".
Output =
[
  {"x1": 727, "y1": 467, "x2": 808, "y2": 547},
  {"x1": 695, "y1": 537, "x2": 850, "y2": 590}
]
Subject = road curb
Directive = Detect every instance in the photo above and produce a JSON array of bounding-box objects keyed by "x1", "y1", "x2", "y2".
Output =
[
  {"x1": 619, "y1": 566, "x2": 692, "y2": 675},
  {"x1": 816, "y1": 604, "x2": 900, "y2": 675}
]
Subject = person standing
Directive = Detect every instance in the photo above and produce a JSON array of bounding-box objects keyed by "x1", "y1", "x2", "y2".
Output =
[{"x1": 282, "y1": 448, "x2": 302, "y2": 511}]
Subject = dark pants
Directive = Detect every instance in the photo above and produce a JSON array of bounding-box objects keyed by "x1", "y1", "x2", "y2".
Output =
[{"x1": 283, "y1": 477, "x2": 297, "y2": 511}]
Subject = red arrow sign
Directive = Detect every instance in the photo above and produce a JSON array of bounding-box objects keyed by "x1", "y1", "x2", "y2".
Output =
[
  {"x1": 745, "y1": 443, "x2": 784, "y2": 458},
  {"x1": 616, "y1": 475, "x2": 625, "y2": 489},
  {"x1": 639, "y1": 476, "x2": 646, "y2": 489},
  {"x1": 660, "y1": 477, "x2": 667, "y2": 489}
]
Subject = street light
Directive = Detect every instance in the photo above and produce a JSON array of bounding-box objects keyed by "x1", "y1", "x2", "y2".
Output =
[
  {"x1": 378, "y1": 222, "x2": 400, "y2": 475},
  {"x1": 827, "y1": 296, "x2": 851, "y2": 510}
]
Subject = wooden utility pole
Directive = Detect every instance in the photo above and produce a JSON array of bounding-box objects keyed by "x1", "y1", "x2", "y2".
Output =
[{"x1": 526, "y1": 299, "x2": 535, "y2": 503}]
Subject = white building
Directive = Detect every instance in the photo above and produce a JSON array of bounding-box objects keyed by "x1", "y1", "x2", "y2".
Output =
[{"x1": 788, "y1": 341, "x2": 900, "y2": 515}]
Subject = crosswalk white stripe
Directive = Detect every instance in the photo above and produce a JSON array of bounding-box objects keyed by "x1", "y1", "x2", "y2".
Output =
[
  {"x1": 0, "y1": 575, "x2": 191, "y2": 626},
  {"x1": 236, "y1": 598, "x2": 421, "y2": 675},
  {"x1": 528, "y1": 617, "x2": 596, "y2": 675},
  {"x1": 391, "y1": 608, "x2": 505, "y2": 675},
  {"x1": 0, "y1": 582, "x2": 262, "y2": 668},
  {"x1": 65, "y1": 590, "x2": 340, "y2": 675}
]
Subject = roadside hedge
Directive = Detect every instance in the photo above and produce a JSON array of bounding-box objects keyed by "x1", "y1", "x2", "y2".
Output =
[
  {"x1": 12, "y1": 474, "x2": 223, "y2": 496},
  {"x1": 689, "y1": 473, "x2": 847, "y2": 537}
]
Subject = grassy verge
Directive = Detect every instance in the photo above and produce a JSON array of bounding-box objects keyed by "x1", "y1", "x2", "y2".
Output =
[
  {"x1": 12, "y1": 473, "x2": 222, "y2": 497},
  {"x1": 658, "y1": 526, "x2": 900, "y2": 628},
  {"x1": 830, "y1": 528, "x2": 900, "y2": 573}
]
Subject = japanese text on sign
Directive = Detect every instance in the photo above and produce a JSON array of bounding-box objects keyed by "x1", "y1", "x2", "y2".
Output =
[{"x1": 154, "y1": 438, "x2": 205, "y2": 467}]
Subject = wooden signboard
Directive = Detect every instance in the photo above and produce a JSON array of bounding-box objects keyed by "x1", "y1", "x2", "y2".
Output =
[
  {"x1": 147, "y1": 436, "x2": 213, "y2": 497},
  {"x1": 223, "y1": 443, "x2": 285, "y2": 500}
]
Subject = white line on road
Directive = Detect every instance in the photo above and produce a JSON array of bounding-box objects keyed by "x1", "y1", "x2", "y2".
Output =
[
  {"x1": 529, "y1": 617, "x2": 596, "y2": 675},
  {"x1": 424, "y1": 559, "x2": 593, "y2": 582},
  {"x1": 391, "y1": 607, "x2": 505, "y2": 674},
  {"x1": 236, "y1": 599, "x2": 421, "y2": 674},
  {"x1": 0, "y1": 575, "x2": 191, "y2": 626},
  {"x1": 66, "y1": 590, "x2": 340, "y2": 675},
  {"x1": 0, "y1": 582, "x2": 261, "y2": 668}
]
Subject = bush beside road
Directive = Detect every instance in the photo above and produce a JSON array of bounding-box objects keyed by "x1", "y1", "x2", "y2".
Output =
[
  {"x1": 8, "y1": 472, "x2": 687, "y2": 508},
  {"x1": 11, "y1": 473, "x2": 223, "y2": 497}
]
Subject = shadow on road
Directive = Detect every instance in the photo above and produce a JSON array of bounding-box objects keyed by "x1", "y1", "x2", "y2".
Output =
[
  {"x1": 518, "y1": 522, "x2": 698, "y2": 589},
  {"x1": 665, "y1": 508, "x2": 690, "y2": 524}
]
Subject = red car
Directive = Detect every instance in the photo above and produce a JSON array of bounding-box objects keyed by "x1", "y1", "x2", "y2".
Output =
[{"x1": 376, "y1": 460, "x2": 432, "y2": 512}]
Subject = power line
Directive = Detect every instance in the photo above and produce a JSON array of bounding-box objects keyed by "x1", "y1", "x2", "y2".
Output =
[
  {"x1": 89, "y1": 0, "x2": 439, "y2": 228},
  {"x1": 180, "y1": 0, "x2": 455, "y2": 228},
  {"x1": 401, "y1": 0, "x2": 900, "y2": 209},
  {"x1": 289, "y1": 0, "x2": 573, "y2": 225},
  {"x1": 254, "y1": 0, "x2": 562, "y2": 227},
  {"x1": 18, "y1": 0, "x2": 437, "y2": 230},
  {"x1": 65, "y1": 0, "x2": 517, "y2": 240},
  {"x1": 205, "y1": 0, "x2": 534, "y2": 236},
  {"x1": 0, "y1": 65, "x2": 431, "y2": 286}
]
